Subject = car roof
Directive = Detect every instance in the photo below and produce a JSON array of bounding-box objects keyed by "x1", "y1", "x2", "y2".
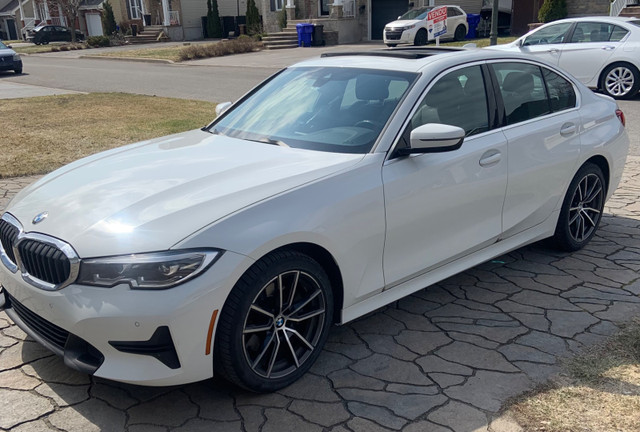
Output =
[
  {"x1": 541, "y1": 16, "x2": 638, "y2": 25},
  {"x1": 290, "y1": 47, "x2": 559, "y2": 74}
]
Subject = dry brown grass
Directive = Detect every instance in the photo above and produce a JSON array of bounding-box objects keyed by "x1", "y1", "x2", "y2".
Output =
[
  {"x1": 507, "y1": 319, "x2": 640, "y2": 432},
  {"x1": 0, "y1": 93, "x2": 216, "y2": 178}
]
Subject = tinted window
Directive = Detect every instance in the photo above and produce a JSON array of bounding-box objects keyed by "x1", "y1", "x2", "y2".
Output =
[
  {"x1": 212, "y1": 67, "x2": 417, "y2": 154},
  {"x1": 570, "y1": 22, "x2": 629, "y2": 43},
  {"x1": 411, "y1": 65, "x2": 489, "y2": 137},
  {"x1": 543, "y1": 68, "x2": 576, "y2": 112},
  {"x1": 447, "y1": 7, "x2": 461, "y2": 16},
  {"x1": 492, "y1": 62, "x2": 550, "y2": 125},
  {"x1": 523, "y1": 22, "x2": 572, "y2": 45}
]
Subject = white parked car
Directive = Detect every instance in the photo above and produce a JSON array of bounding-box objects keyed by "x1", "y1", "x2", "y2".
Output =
[
  {"x1": 487, "y1": 16, "x2": 640, "y2": 99},
  {"x1": 384, "y1": 5, "x2": 468, "y2": 47},
  {"x1": 0, "y1": 48, "x2": 629, "y2": 392}
]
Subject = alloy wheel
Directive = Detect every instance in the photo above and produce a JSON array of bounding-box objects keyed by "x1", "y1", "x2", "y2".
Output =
[
  {"x1": 242, "y1": 270, "x2": 326, "y2": 379},
  {"x1": 605, "y1": 66, "x2": 634, "y2": 97},
  {"x1": 567, "y1": 173, "x2": 604, "y2": 243}
]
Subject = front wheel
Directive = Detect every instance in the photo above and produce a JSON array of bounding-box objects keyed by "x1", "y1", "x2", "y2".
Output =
[
  {"x1": 601, "y1": 63, "x2": 640, "y2": 99},
  {"x1": 214, "y1": 250, "x2": 333, "y2": 392},
  {"x1": 414, "y1": 29, "x2": 428, "y2": 46},
  {"x1": 552, "y1": 163, "x2": 606, "y2": 251},
  {"x1": 14, "y1": 68, "x2": 22, "y2": 74},
  {"x1": 454, "y1": 25, "x2": 467, "y2": 41},
  {"x1": 386, "y1": 43, "x2": 397, "y2": 47}
]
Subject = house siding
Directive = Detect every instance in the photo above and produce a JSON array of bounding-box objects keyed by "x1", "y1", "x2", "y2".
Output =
[
  {"x1": 180, "y1": 0, "x2": 206, "y2": 39},
  {"x1": 433, "y1": 0, "x2": 482, "y2": 14}
]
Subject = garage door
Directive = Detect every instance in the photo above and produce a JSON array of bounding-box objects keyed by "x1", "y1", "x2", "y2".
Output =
[
  {"x1": 371, "y1": 0, "x2": 409, "y2": 40},
  {"x1": 86, "y1": 13, "x2": 103, "y2": 36}
]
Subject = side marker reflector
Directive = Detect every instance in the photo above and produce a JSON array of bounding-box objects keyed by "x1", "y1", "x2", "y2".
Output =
[{"x1": 205, "y1": 309, "x2": 219, "y2": 355}]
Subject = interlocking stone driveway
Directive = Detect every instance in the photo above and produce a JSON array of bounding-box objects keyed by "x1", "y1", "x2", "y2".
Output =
[{"x1": 1, "y1": 157, "x2": 639, "y2": 432}]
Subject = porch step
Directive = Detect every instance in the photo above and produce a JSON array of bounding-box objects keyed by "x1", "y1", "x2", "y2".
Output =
[
  {"x1": 125, "y1": 26, "x2": 169, "y2": 44},
  {"x1": 619, "y1": 5, "x2": 640, "y2": 17},
  {"x1": 263, "y1": 30, "x2": 298, "y2": 49}
]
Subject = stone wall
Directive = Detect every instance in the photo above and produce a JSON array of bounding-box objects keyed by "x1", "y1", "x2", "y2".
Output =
[{"x1": 566, "y1": 0, "x2": 609, "y2": 17}]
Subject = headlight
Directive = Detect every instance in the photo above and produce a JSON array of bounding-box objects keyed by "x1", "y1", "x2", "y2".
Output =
[
  {"x1": 403, "y1": 25, "x2": 416, "y2": 31},
  {"x1": 13, "y1": 54, "x2": 20, "y2": 62},
  {"x1": 77, "y1": 249, "x2": 221, "y2": 289}
]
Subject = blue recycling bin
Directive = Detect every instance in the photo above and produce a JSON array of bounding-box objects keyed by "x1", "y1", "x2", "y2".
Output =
[
  {"x1": 466, "y1": 14, "x2": 481, "y2": 39},
  {"x1": 296, "y1": 23, "x2": 313, "y2": 47}
]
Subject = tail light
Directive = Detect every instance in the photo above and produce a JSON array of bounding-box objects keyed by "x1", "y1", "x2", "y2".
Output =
[{"x1": 616, "y1": 109, "x2": 625, "y2": 127}]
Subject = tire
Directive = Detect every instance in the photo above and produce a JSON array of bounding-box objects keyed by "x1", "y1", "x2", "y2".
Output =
[
  {"x1": 552, "y1": 163, "x2": 606, "y2": 252},
  {"x1": 41, "y1": 38, "x2": 49, "y2": 45},
  {"x1": 414, "y1": 29, "x2": 428, "y2": 46},
  {"x1": 454, "y1": 24, "x2": 466, "y2": 41},
  {"x1": 600, "y1": 63, "x2": 640, "y2": 100},
  {"x1": 214, "y1": 250, "x2": 334, "y2": 392},
  {"x1": 386, "y1": 43, "x2": 397, "y2": 47},
  {"x1": 14, "y1": 68, "x2": 22, "y2": 74}
]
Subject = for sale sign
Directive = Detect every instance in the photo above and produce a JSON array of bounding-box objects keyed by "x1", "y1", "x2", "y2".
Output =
[{"x1": 427, "y1": 6, "x2": 447, "y2": 41}]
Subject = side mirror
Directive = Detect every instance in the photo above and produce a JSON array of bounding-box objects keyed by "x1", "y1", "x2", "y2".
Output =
[
  {"x1": 516, "y1": 38, "x2": 524, "y2": 47},
  {"x1": 398, "y1": 123, "x2": 464, "y2": 155},
  {"x1": 7, "y1": 45, "x2": 12, "y2": 49},
  {"x1": 398, "y1": 15, "x2": 402, "y2": 19},
  {"x1": 215, "y1": 101, "x2": 232, "y2": 117}
]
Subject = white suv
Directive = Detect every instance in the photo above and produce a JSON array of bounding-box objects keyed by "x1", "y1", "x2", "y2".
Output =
[{"x1": 384, "y1": 5, "x2": 468, "y2": 47}]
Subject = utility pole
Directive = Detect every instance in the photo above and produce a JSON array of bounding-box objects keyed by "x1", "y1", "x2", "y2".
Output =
[{"x1": 489, "y1": 0, "x2": 499, "y2": 45}]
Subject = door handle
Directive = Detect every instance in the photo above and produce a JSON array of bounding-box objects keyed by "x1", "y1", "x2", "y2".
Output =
[
  {"x1": 560, "y1": 123, "x2": 577, "y2": 136},
  {"x1": 602, "y1": 45, "x2": 615, "y2": 51},
  {"x1": 479, "y1": 150, "x2": 501, "y2": 167},
  {"x1": 547, "y1": 48, "x2": 559, "y2": 53}
]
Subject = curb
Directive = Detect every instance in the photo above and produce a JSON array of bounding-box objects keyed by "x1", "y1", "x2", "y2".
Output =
[{"x1": 79, "y1": 55, "x2": 175, "y2": 64}]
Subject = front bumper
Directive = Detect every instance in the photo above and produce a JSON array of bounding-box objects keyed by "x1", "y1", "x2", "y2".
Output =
[
  {"x1": 0, "y1": 58, "x2": 21, "y2": 71},
  {"x1": 0, "y1": 249, "x2": 249, "y2": 386},
  {"x1": 384, "y1": 29, "x2": 415, "y2": 45}
]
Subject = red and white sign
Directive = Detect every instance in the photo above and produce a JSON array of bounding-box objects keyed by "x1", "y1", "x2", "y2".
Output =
[{"x1": 427, "y1": 6, "x2": 447, "y2": 41}]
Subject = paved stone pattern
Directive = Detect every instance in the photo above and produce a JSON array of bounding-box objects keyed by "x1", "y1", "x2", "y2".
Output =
[{"x1": 1, "y1": 157, "x2": 639, "y2": 432}]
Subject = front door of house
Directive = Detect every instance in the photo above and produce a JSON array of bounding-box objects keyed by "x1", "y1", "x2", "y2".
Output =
[
  {"x1": 7, "y1": 19, "x2": 17, "y2": 40},
  {"x1": 127, "y1": 0, "x2": 142, "y2": 19},
  {"x1": 320, "y1": 0, "x2": 330, "y2": 16}
]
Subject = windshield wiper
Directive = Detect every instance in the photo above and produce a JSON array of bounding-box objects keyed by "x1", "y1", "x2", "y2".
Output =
[{"x1": 256, "y1": 137, "x2": 290, "y2": 147}]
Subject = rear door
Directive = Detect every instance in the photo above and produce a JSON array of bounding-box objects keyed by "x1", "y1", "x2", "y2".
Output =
[
  {"x1": 558, "y1": 21, "x2": 629, "y2": 84},
  {"x1": 490, "y1": 61, "x2": 581, "y2": 238}
]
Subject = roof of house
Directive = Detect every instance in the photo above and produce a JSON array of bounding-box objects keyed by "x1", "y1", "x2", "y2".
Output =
[{"x1": 0, "y1": 0, "x2": 18, "y2": 14}]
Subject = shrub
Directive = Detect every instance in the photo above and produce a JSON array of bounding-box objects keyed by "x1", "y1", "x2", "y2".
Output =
[
  {"x1": 87, "y1": 35, "x2": 111, "y2": 47},
  {"x1": 206, "y1": 0, "x2": 222, "y2": 38},
  {"x1": 538, "y1": 0, "x2": 567, "y2": 23},
  {"x1": 246, "y1": 0, "x2": 261, "y2": 35},
  {"x1": 178, "y1": 38, "x2": 262, "y2": 61},
  {"x1": 278, "y1": 7, "x2": 287, "y2": 30},
  {"x1": 102, "y1": 0, "x2": 117, "y2": 35}
]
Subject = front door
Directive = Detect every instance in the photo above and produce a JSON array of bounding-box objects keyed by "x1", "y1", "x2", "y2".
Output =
[
  {"x1": 7, "y1": 19, "x2": 17, "y2": 40},
  {"x1": 519, "y1": 21, "x2": 573, "y2": 66},
  {"x1": 382, "y1": 64, "x2": 508, "y2": 287}
]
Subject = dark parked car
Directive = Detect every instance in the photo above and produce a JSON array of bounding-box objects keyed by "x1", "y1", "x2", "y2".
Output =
[
  {"x1": 0, "y1": 40, "x2": 22, "y2": 74},
  {"x1": 28, "y1": 25, "x2": 84, "y2": 45}
]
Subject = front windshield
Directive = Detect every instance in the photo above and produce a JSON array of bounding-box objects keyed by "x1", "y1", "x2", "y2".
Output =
[
  {"x1": 210, "y1": 67, "x2": 417, "y2": 154},
  {"x1": 0, "y1": 41, "x2": 7, "y2": 49},
  {"x1": 400, "y1": 7, "x2": 432, "y2": 20}
]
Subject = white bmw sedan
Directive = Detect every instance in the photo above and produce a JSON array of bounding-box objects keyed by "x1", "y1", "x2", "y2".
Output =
[
  {"x1": 487, "y1": 16, "x2": 640, "y2": 99},
  {"x1": 0, "y1": 48, "x2": 629, "y2": 392}
]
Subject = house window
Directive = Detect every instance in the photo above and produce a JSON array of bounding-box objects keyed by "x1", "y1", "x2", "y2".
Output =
[{"x1": 127, "y1": 0, "x2": 142, "y2": 19}]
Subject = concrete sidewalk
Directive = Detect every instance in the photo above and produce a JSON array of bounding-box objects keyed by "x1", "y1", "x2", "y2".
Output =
[
  {"x1": 1, "y1": 157, "x2": 639, "y2": 431},
  {"x1": 0, "y1": 80, "x2": 84, "y2": 99}
]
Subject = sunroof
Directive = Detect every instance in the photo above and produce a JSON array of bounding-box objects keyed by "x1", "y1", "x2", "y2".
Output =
[{"x1": 321, "y1": 47, "x2": 466, "y2": 60}]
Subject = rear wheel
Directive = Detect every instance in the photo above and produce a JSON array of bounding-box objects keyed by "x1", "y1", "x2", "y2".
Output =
[
  {"x1": 214, "y1": 250, "x2": 333, "y2": 392},
  {"x1": 601, "y1": 63, "x2": 640, "y2": 99},
  {"x1": 552, "y1": 163, "x2": 606, "y2": 251},
  {"x1": 414, "y1": 29, "x2": 428, "y2": 46},
  {"x1": 454, "y1": 25, "x2": 466, "y2": 41},
  {"x1": 14, "y1": 68, "x2": 22, "y2": 74},
  {"x1": 41, "y1": 37, "x2": 49, "y2": 45}
]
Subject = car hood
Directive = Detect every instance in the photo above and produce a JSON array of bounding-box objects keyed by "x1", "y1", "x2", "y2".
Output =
[
  {"x1": 386, "y1": 20, "x2": 422, "y2": 28},
  {"x1": 0, "y1": 47, "x2": 16, "y2": 56},
  {"x1": 6, "y1": 130, "x2": 365, "y2": 257}
]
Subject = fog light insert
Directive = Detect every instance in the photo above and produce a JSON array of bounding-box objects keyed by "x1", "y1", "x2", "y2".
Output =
[{"x1": 109, "y1": 326, "x2": 181, "y2": 369}]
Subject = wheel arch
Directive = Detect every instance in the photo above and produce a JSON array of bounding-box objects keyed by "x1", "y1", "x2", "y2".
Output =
[
  {"x1": 583, "y1": 154, "x2": 610, "y2": 195},
  {"x1": 598, "y1": 61, "x2": 640, "y2": 90},
  {"x1": 270, "y1": 242, "x2": 344, "y2": 324}
]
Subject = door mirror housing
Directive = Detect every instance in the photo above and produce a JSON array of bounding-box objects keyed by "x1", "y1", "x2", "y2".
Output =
[
  {"x1": 398, "y1": 123, "x2": 465, "y2": 155},
  {"x1": 215, "y1": 101, "x2": 233, "y2": 118}
]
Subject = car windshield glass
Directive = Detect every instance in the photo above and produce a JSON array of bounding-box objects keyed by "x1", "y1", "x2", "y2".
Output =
[
  {"x1": 0, "y1": 41, "x2": 7, "y2": 49},
  {"x1": 210, "y1": 67, "x2": 417, "y2": 154},
  {"x1": 400, "y1": 7, "x2": 432, "y2": 20}
]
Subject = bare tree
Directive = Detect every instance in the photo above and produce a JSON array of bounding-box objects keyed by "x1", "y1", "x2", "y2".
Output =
[{"x1": 57, "y1": 0, "x2": 83, "y2": 42}]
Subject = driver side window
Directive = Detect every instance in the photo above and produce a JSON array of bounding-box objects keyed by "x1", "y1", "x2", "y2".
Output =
[
  {"x1": 410, "y1": 65, "x2": 489, "y2": 137},
  {"x1": 523, "y1": 22, "x2": 572, "y2": 46}
]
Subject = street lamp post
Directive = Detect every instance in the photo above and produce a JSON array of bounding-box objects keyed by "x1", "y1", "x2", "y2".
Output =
[{"x1": 489, "y1": 0, "x2": 498, "y2": 45}]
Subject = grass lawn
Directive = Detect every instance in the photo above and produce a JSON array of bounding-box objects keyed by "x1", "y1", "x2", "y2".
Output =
[
  {"x1": 506, "y1": 319, "x2": 640, "y2": 432},
  {"x1": 0, "y1": 93, "x2": 217, "y2": 178},
  {"x1": 12, "y1": 42, "x2": 86, "y2": 54},
  {"x1": 3, "y1": 40, "x2": 23, "y2": 45}
]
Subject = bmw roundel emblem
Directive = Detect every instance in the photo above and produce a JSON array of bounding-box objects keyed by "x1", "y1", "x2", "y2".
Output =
[{"x1": 32, "y1": 211, "x2": 49, "y2": 225}]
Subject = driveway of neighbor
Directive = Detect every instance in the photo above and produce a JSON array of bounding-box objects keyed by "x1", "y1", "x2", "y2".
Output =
[{"x1": 1, "y1": 157, "x2": 640, "y2": 431}]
